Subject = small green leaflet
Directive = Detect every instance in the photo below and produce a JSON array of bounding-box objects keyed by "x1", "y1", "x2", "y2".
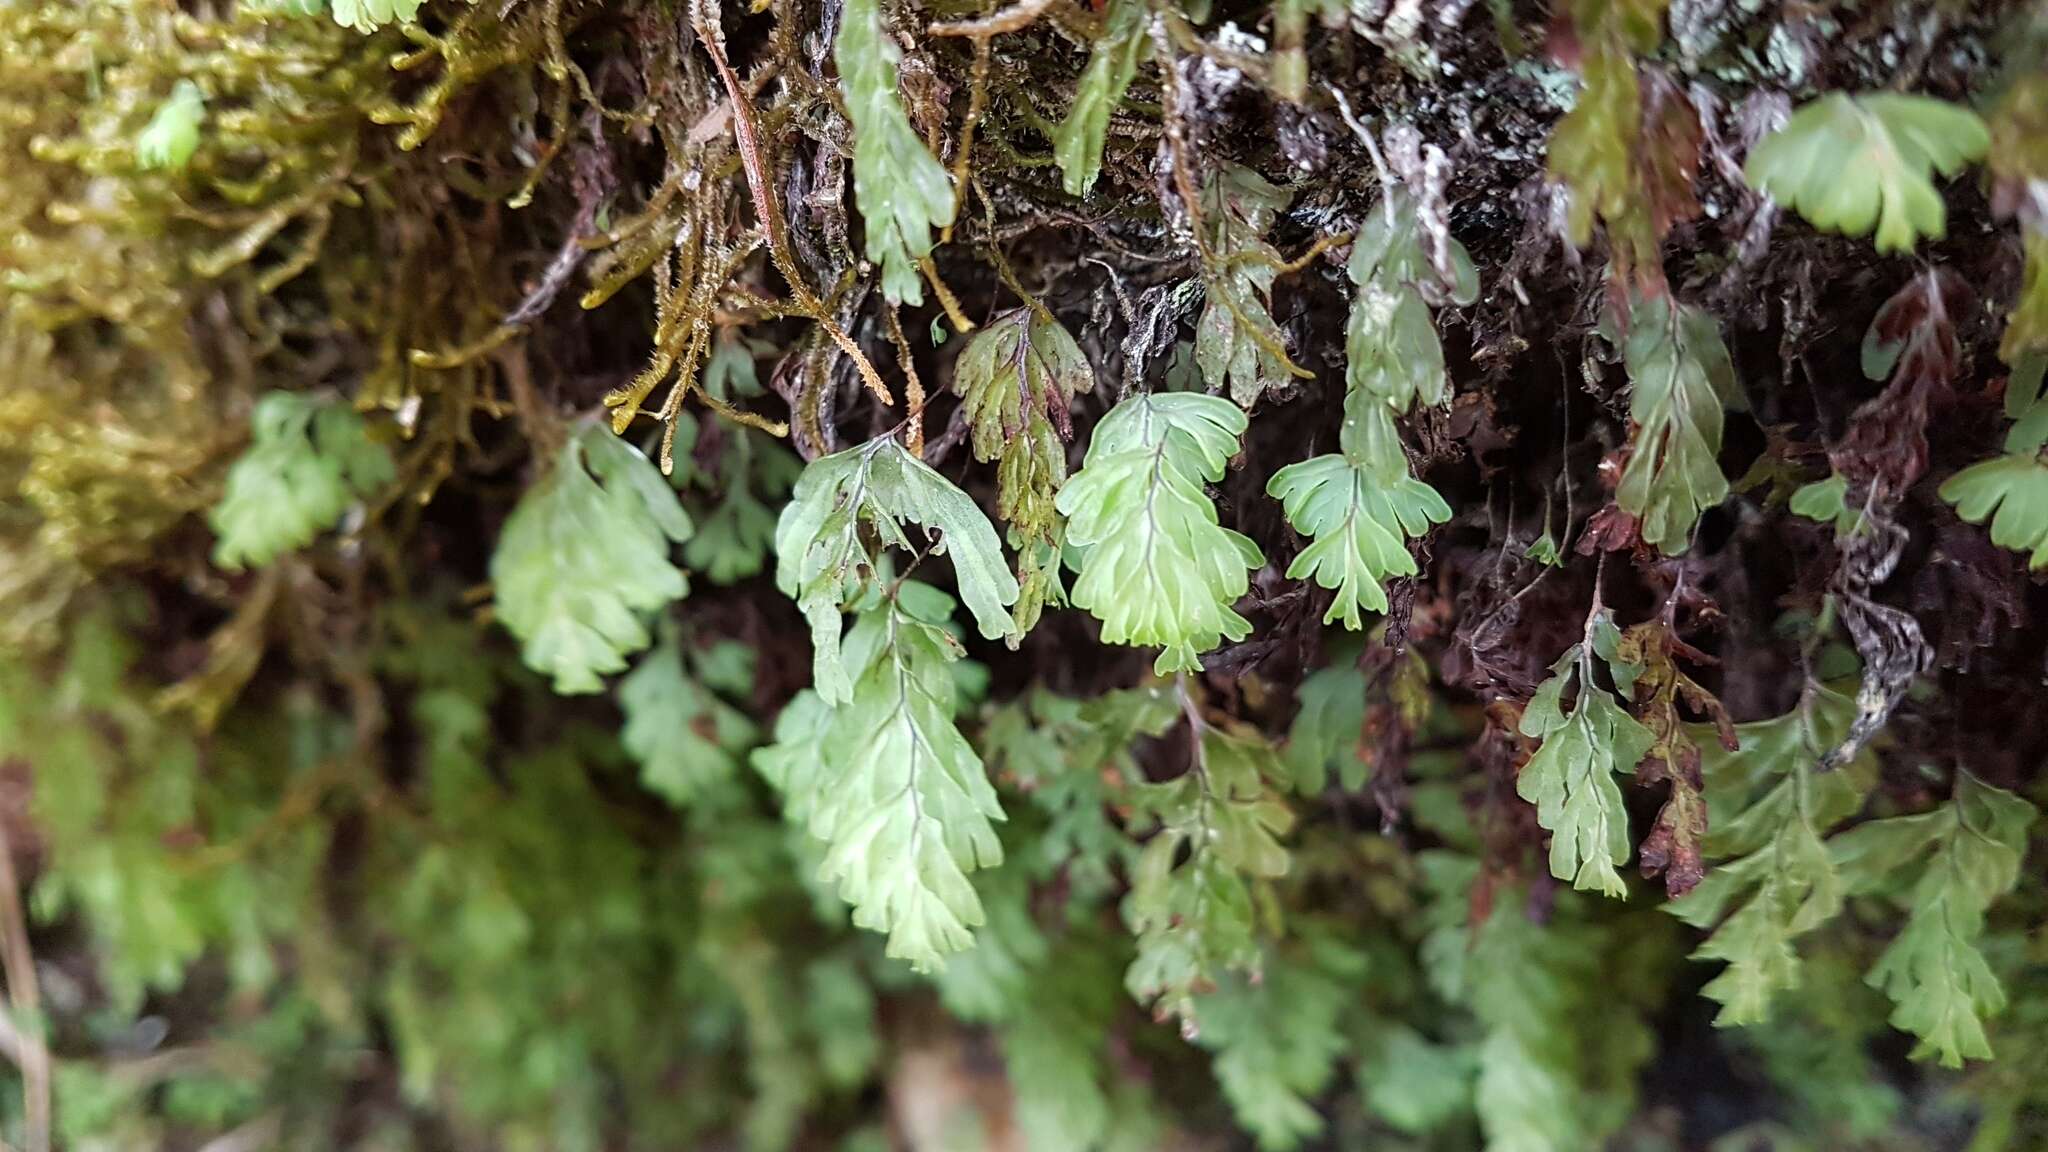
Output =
[
  {"x1": 1941, "y1": 354, "x2": 2048, "y2": 565},
  {"x1": 1667, "y1": 686, "x2": 1875, "y2": 1026},
  {"x1": 1265, "y1": 193, "x2": 1467, "y2": 627},
  {"x1": 1832, "y1": 773, "x2": 2036, "y2": 1067},
  {"x1": 490, "y1": 425, "x2": 693, "y2": 695},
  {"x1": 329, "y1": 0, "x2": 423, "y2": 31},
  {"x1": 137, "y1": 80, "x2": 204, "y2": 171},
  {"x1": 773, "y1": 434, "x2": 1019, "y2": 704},
  {"x1": 981, "y1": 685, "x2": 1178, "y2": 904},
  {"x1": 1517, "y1": 625, "x2": 1655, "y2": 898},
  {"x1": 1124, "y1": 721, "x2": 1294, "y2": 1027},
  {"x1": 1941, "y1": 455, "x2": 2048, "y2": 569},
  {"x1": 1421, "y1": 854, "x2": 1653, "y2": 1152},
  {"x1": 1790, "y1": 473, "x2": 1870, "y2": 538},
  {"x1": 670, "y1": 342, "x2": 804, "y2": 583},
  {"x1": 1615, "y1": 294, "x2": 1736, "y2": 554},
  {"x1": 1267, "y1": 452, "x2": 1449, "y2": 629},
  {"x1": 839, "y1": 0, "x2": 953, "y2": 305},
  {"x1": 1192, "y1": 943, "x2": 1362, "y2": 1151},
  {"x1": 1744, "y1": 92, "x2": 1989, "y2": 255},
  {"x1": 1346, "y1": 191, "x2": 1478, "y2": 416},
  {"x1": 618, "y1": 631, "x2": 759, "y2": 807},
  {"x1": 1056, "y1": 392, "x2": 1263, "y2": 674},
  {"x1": 753, "y1": 588, "x2": 1006, "y2": 971},
  {"x1": 1284, "y1": 663, "x2": 1370, "y2": 793},
  {"x1": 210, "y1": 391, "x2": 395, "y2": 571},
  {"x1": 1051, "y1": 0, "x2": 1146, "y2": 197},
  {"x1": 953, "y1": 307, "x2": 1094, "y2": 637},
  {"x1": 1197, "y1": 165, "x2": 1298, "y2": 409}
]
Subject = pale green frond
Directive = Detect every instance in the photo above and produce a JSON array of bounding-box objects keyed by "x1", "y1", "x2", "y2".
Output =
[
  {"x1": 490, "y1": 427, "x2": 693, "y2": 695},
  {"x1": 1856, "y1": 774, "x2": 2035, "y2": 1067},
  {"x1": 1124, "y1": 722, "x2": 1295, "y2": 1025},
  {"x1": 1056, "y1": 393, "x2": 1264, "y2": 674},
  {"x1": 758, "y1": 589, "x2": 1007, "y2": 971},
  {"x1": 1744, "y1": 92, "x2": 1989, "y2": 255},
  {"x1": 1192, "y1": 946, "x2": 1361, "y2": 1150},
  {"x1": 839, "y1": 0, "x2": 954, "y2": 304},
  {"x1": 774, "y1": 435, "x2": 1019, "y2": 703},
  {"x1": 1940, "y1": 454, "x2": 2048, "y2": 570},
  {"x1": 209, "y1": 392, "x2": 395, "y2": 571},
  {"x1": 1516, "y1": 636, "x2": 1655, "y2": 898},
  {"x1": 1267, "y1": 453, "x2": 1450, "y2": 629},
  {"x1": 1615, "y1": 295, "x2": 1734, "y2": 554},
  {"x1": 1197, "y1": 165, "x2": 1298, "y2": 408},
  {"x1": 1344, "y1": 193, "x2": 1476, "y2": 416},
  {"x1": 1051, "y1": 0, "x2": 1146, "y2": 197},
  {"x1": 1666, "y1": 686, "x2": 1875, "y2": 1026}
]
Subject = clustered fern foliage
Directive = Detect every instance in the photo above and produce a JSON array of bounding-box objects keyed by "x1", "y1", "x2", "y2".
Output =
[{"x1": 10, "y1": 0, "x2": 2048, "y2": 1150}]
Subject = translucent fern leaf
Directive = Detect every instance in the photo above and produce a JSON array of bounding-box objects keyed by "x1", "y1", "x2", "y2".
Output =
[
  {"x1": 1052, "y1": 0, "x2": 1147, "y2": 197},
  {"x1": 490, "y1": 427, "x2": 693, "y2": 695},
  {"x1": 1668, "y1": 686, "x2": 1875, "y2": 1026},
  {"x1": 210, "y1": 392, "x2": 395, "y2": 571},
  {"x1": 1546, "y1": 38, "x2": 1640, "y2": 253},
  {"x1": 1197, "y1": 165, "x2": 1298, "y2": 408},
  {"x1": 681, "y1": 403, "x2": 804, "y2": 585},
  {"x1": 839, "y1": 0, "x2": 953, "y2": 305},
  {"x1": 1615, "y1": 295, "x2": 1735, "y2": 554},
  {"x1": 1123, "y1": 722, "x2": 1295, "y2": 1026},
  {"x1": 1517, "y1": 639, "x2": 1655, "y2": 898},
  {"x1": 1940, "y1": 454, "x2": 2048, "y2": 570},
  {"x1": 330, "y1": 0, "x2": 423, "y2": 31},
  {"x1": 954, "y1": 307, "x2": 1094, "y2": 635},
  {"x1": 1056, "y1": 393, "x2": 1264, "y2": 674},
  {"x1": 774, "y1": 435, "x2": 1019, "y2": 703},
  {"x1": 1744, "y1": 92, "x2": 1989, "y2": 255},
  {"x1": 619, "y1": 632, "x2": 759, "y2": 807},
  {"x1": 1267, "y1": 453, "x2": 1450, "y2": 629},
  {"x1": 1843, "y1": 773, "x2": 2036, "y2": 1066},
  {"x1": 779, "y1": 589, "x2": 1007, "y2": 971},
  {"x1": 137, "y1": 80, "x2": 204, "y2": 171},
  {"x1": 1193, "y1": 945, "x2": 1361, "y2": 1151},
  {"x1": 1423, "y1": 854, "x2": 1653, "y2": 1152},
  {"x1": 1284, "y1": 663, "x2": 1370, "y2": 793},
  {"x1": 1346, "y1": 193, "x2": 1477, "y2": 415}
]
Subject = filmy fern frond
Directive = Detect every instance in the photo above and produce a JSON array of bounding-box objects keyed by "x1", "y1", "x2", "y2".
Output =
[
  {"x1": 1615, "y1": 295, "x2": 1737, "y2": 554},
  {"x1": 774, "y1": 435, "x2": 1019, "y2": 703},
  {"x1": 1124, "y1": 720, "x2": 1295, "y2": 1026},
  {"x1": 490, "y1": 426, "x2": 693, "y2": 694},
  {"x1": 839, "y1": 0, "x2": 953, "y2": 305},
  {"x1": 755, "y1": 587, "x2": 1006, "y2": 971},
  {"x1": 1056, "y1": 393, "x2": 1264, "y2": 674},
  {"x1": 1051, "y1": 0, "x2": 1146, "y2": 197},
  {"x1": 210, "y1": 391, "x2": 394, "y2": 571},
  {"x1": 1517, "y1": 627, "x2": 1654, "y2": 898},
  {"x1": 1668, "y1": 686, "x2": 1875, "y2": 1026},
  {"x1": 1266, "y1": 453, "x2": 1449, "y2": 628},
  {"x1": 1745, "y1": 92, "x2": 1988, "y2": 255}
]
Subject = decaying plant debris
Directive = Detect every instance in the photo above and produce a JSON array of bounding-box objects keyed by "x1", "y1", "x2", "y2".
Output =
[{"x1": 9, "y1": 0, "x2": 2048, "y2": 1148}]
